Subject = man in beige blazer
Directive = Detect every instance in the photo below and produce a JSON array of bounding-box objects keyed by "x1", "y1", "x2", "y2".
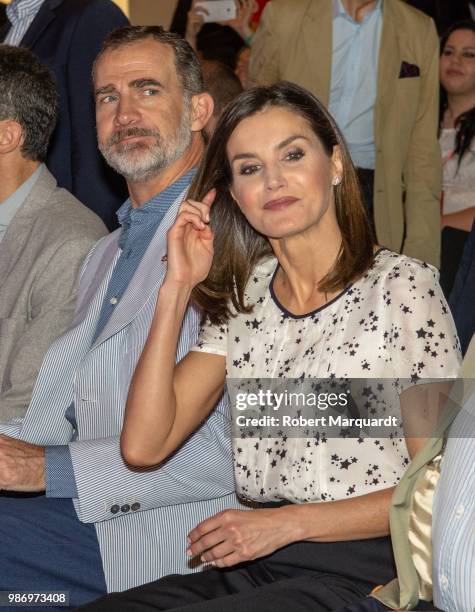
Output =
[
  {"x1": 0, "y1": 45, "x2": 107, "y2": 421},
  {"x1": 249, "y1": 0, "x2": 441, "y2": 267}
]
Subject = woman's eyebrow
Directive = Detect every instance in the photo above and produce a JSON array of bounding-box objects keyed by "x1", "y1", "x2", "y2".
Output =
[{"x1": 231, "y1": 135, "x2": 308, "y2": 163}]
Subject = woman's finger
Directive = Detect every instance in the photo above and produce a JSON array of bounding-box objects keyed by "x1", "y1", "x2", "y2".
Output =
[
  {"x1": 199, "y1": 540, "x2": 235, "y2": 563},
  {"x1": 183, "y1": 190, "x2": 216, "y2": 223},
  {"x1": 172, "y1": 210, "x2": 207, "y2": 232},
  {"x1": 179, "y1": 201, "x2": 209, "y2": 223},
  {"x1": 186, "y1": 527, "x2": 226, "y2": 558},
  {"x1": 212, "y1": 552, "x2": 242, "y2": 568}
]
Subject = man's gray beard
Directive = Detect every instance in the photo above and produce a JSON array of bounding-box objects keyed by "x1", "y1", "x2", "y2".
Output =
[{"x1": 99, "y1": 112, "x2": 192, "y2": 183}]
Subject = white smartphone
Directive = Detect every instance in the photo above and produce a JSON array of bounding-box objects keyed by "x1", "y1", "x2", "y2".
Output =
[{"x1": 196, "y1": 0, "x2": 237, "y2": 23}]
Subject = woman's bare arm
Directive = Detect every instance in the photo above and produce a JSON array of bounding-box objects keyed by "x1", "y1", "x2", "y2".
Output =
[{"x1": 121, "y1": 191, "x2": 226, "y2": 467}]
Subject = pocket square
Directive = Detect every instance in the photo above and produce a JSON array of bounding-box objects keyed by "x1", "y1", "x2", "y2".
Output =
[{"x1": 399, "y1": 61, "x2": 420, "y2": 78}]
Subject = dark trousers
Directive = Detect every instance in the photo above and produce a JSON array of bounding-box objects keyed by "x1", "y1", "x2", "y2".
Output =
[
  {"x1": 0, "y1": 496, "x2": 107, "y2": 611},
  {"x1": 79, "y1": 538, "x2": 395, "y2": 612}
]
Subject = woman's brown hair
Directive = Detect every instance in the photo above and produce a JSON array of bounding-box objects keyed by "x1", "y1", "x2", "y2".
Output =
[{"x1": 190, "y1": 81, "x2": 374, "y2": 325}]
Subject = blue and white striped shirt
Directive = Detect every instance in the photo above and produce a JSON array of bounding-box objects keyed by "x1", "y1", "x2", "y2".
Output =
[
  {"x1": 44, "y1": 169, "x2": 196, "y2": 498},
  {"x1": 432, "y1": 391, "x2": 475, "y2": 612},
  {"x1": 4, "y1": 0, "x2": 45, "y2": 45}
]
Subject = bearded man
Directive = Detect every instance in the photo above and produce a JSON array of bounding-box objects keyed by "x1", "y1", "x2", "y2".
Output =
[{"x1": 0, "y1": 26, "x2": 242, "y2": 609}]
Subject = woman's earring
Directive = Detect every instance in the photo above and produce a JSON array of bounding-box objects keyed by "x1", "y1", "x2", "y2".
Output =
[{"x1": 332, "y1": 176, "x2": 342, "y2": 186}]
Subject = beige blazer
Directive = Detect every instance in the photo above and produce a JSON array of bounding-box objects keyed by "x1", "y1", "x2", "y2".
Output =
[
  {"x1": 375, "y1": 335, "x2": 475, "y2": 610},
  {"x1": 0, "y1": 167, "x2": 107, "y2": 421},
  {"x1": 250, "y1": 0, "x2": 441, "y2": 267}
]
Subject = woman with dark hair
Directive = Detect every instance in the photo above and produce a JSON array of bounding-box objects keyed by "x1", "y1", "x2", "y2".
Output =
[
  {"x1": 83, "y1": 83, "x2": 460, "y2": 611},
  {"x1": 439, "y1": 20, "x2": 475, "y2": 295}
]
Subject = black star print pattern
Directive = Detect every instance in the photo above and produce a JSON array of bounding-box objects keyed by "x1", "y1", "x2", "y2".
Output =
[{"x1": 194, "y1": 250, "x2": 461, "y2": 504}]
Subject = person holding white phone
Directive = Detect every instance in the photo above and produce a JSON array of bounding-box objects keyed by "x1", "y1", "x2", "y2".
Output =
[{"x1": 184, "y1": 0, "x2": 257, "y2": 58}]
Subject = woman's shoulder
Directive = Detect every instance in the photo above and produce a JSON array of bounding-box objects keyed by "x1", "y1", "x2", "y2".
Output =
[{"x1": 367, "y1": 248, "x2": 439, "y2": 287}]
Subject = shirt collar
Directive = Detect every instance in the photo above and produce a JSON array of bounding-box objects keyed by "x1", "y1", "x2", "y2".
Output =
[
  {"x1": 7, "y1": 0, "x2": 45, "y2": 23},
  {"x1": 117, "y1": 168, "x2": 196, "y2": 226},
  {"x1": 333, "y1": 0, "x2": 382, "y2": 21},
  {"x1": 0, "y1": 164, "x2": 44, "y2": 228}
]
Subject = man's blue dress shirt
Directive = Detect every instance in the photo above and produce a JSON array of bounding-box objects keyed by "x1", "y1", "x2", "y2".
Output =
[
  {"x1": 328, "y1": 0, "x2": 382, "y2": 170},
  {"x1": 44, "y1": 169, "x2": 195, "y2": 498}
]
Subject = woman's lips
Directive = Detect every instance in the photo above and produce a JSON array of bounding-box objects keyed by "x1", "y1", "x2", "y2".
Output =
[
  {"x1": 446, "y1": 69, "x2": 465, "y2": 77},
  {"x1": 263, "y1": 197, "x2": 300, "y2": 211}
]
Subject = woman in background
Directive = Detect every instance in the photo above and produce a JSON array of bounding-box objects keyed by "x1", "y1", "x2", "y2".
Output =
[{"x1": 439, "y1": 20, "x2": 475, "y2": 295}]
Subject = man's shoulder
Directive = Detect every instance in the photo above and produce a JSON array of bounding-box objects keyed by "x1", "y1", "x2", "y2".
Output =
[
  {"x1": 390, "y1": 0, "x2": 436, "y2": 35},
  {"x1": 263, "y1": 0, "x2": 315, "y2": 20},
  {"x1": 31, "y1": 171, "x2": 108, "y2": 243}
]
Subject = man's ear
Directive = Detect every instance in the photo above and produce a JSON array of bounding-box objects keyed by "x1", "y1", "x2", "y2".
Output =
[
  {"x1": 189, "y1": 92, "x2": 215, "y2": 133},
  {"x1": 0, "y1": 119, "x2": 23, "y2": 154}
]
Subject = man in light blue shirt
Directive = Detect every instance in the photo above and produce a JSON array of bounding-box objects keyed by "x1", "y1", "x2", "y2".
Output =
[
  {"x1": 328, "y1": 0, "x2": 382, "y2": 172},
  {"x1": 327, "y1": 0, "x2": 382, "y2": 232},
  {"x1": 250, "y1": 0, "x2": 442, "y2": 266}
]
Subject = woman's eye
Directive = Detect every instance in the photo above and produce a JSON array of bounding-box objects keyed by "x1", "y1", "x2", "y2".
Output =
[
  {"x1": 442, "y1": 49, "x2": 453, "y2": 56},
  {"x1": 463, "y1": 52, "x2": 475, "y2": 59},
  {"x1": 285, "y1": 148, "x2": 305, "y2": 162},
  {"x1": 239, "y1": 164, "x2": 260, "y2": 176}
]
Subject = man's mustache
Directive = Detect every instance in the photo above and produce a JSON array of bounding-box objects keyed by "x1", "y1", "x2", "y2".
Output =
[{"x1": 108, "y1": 127, "x2": 160, "y2": 147}]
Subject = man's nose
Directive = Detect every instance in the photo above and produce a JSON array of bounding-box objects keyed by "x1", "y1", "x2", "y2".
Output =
[{"x1": 114, "y1": 98, "x2": 140, "y2": 126}]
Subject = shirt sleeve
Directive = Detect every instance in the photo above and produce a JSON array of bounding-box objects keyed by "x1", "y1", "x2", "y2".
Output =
[
  {"x1": 191, "y1": 319, "x2": 228, "y2": 357},
  {"x1": 44, "y1": 445, "x2": 78, "y2": 499},
  {"x1": 383, "y1": 256, "x2": 462, "y2": 380}
]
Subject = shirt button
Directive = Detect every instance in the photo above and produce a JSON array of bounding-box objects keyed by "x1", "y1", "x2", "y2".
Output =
[
  {"x1": 110, "y1": 297, "x2": 118, "y2": 305},
  {"x1": 110, "y1": 504, "x2": 120, "y2": 514},
  {"x1": 131, "y1": 502, "x2": 141, "y2": 511},
  {"x1": 121, "y1": 504, "x2": 130, "y2": 513},
  {"x1": 440, "y1": 574, "x2": 449, "y2": 588},
  {"x1": 455, "y1": 504, "x2": 465, "y2": 517}
]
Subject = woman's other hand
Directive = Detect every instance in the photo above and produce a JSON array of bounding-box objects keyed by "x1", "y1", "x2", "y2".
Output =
[
  {"x1": 186, "y1": 507, "x2": 299, "y2": 567},
  {"x1": 165, "y1": 189, "x2": 216, "y2": 289}
]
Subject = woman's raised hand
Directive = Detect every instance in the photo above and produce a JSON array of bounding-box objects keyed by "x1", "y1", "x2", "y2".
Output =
[{"x1": 165, "y1": 189, "x2": 216, "y2": 289}]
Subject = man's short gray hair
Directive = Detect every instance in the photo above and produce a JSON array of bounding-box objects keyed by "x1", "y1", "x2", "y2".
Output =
[{"x1": 93, "y1": 25, "x2": 204, "y2": 101}]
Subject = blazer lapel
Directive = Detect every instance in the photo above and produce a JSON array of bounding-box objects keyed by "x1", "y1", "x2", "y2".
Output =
[
  {"x1": 90, "y1": 188, "x2": 188, "y2": 350},
  {"x1": 21, "y1": 0, "x2": 63, "y2": 49},
  {"x1": 302, "y1": 0, "x2": 332, "y2": 105}
]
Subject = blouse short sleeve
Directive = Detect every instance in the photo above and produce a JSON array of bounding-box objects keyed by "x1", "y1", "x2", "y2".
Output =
[
  {"x1": 191, "y1": 318, "x2": 228, "y2": 357},
  {"x1": 383, "y1": 257, "x2": 461, "y2": 379}
]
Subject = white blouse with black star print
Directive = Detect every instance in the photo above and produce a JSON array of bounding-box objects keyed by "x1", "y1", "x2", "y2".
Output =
[{"x1": 192, "y1": 249, "x2": 461, "y2": 504}]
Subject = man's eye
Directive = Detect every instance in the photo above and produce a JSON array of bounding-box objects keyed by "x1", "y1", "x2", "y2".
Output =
[
  {"x1": 285, "y1": 148, "x2": 305, "y2": 161},
  {"x1": 143, "y1": 88, "x2": 158, "y2": 96},
  {"x1": 239, "y1": 164, "x2": 260, "y2": 176},
  {"x1": 100, "y1": 95, "x2": 116, "y2": 104}
]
